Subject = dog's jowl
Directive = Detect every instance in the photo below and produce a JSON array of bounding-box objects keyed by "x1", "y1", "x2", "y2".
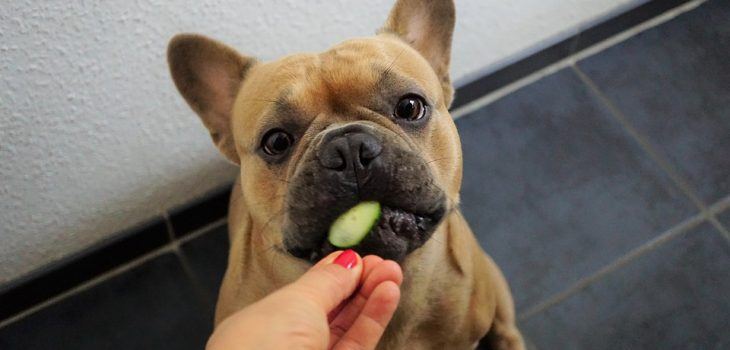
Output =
[{"x1": 168, "y1": 0, "x2": 524, "y2": 348}]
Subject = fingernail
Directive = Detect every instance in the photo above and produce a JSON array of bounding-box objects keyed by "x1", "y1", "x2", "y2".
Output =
[{"x1": 333, "y1": 249, "x2": 358, "y2": 269}]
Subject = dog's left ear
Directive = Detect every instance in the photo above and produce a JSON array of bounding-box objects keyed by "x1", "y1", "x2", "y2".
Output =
[{"x1": 379, "y1": 0, "x2": 456, "y2": 107}]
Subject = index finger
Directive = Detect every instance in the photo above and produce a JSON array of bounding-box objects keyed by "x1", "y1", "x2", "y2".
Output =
[{"x1": 332, "y1": 281, "x2": 401, "y2": 350}]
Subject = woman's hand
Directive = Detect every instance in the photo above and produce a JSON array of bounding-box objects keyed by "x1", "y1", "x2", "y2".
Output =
[{"x1": 207, "y1": 249, "x2": 403, "y2": 350}]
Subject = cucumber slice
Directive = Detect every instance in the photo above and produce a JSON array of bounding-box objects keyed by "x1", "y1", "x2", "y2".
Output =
[{"x1": 328, "y1": 201, "x2": 381, "y2": 248}]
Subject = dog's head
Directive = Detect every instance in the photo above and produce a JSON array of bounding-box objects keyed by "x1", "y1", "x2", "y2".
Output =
[{"x1": 168, "y1": 0, "x2": 461, "y2": 262}]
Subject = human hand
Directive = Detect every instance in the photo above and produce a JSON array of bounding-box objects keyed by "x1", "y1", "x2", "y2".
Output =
[{"x1": 207, "y1": 250, "x2": 403, "y2": 350}]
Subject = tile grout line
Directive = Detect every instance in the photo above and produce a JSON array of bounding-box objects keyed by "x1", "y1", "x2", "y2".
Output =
[
  {"x1": 571, "y1": 65, "x2": 727, "y2": 234},
  {"x1": 0, "y1": 244, "x2": 174, "y2": 330},
  {"x1": 449, "y1": 0, "x2": 706, "y2": 120},
  {"x1": 449, "y1": 58, "x2": 571, "y2": 120},
  {"x1": 575, "y1": 62, "x2": 729, "y2": 244},
  {"x1": 706, "y1": 194, "x2": 730, "y2": 217},
  {"x1": 0, "y1": 216, "x2": 228, "y2": 330},
  {"x1": 176, "y1": 217, "x2": 228, "y2": 246},
  {"x1": 517, "y1": 211, "x2": 706, "y2": 321},
  {"x1": 567, "y1": 0, "x2": 706, "y2": 63},
  {"x1": 705, "y1": 196, "x2": 730, "y2": 242},
  {"x1": 163, "y1": 211, "x2": 219, "y2": 307},
  {"x1": 708, "y1": 217, "x2": 730, "y2": 243},
  {"x1": 518, "y1": 194, "x2": 730, "y2": 321}
]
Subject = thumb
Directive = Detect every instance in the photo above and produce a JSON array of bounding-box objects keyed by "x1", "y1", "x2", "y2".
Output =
[{"x1": 281, "y1": 250, "x2": 363, "y2": 313}]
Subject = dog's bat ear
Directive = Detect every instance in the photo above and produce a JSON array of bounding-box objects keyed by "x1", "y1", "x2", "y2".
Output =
[
  {"x1": 167, "y1": 34, "x2": 255, "y2": 165},
  {"x1": 379, "y1": 0, "x2": 455, "y2": 107}
]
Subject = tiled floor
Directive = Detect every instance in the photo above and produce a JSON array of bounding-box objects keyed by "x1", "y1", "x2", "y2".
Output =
[
  {"x1": 0, "y1": 254, "x2": 212, "y2": 350},
  {"x1": 458, "y1": 68, "x2": 695, "y2": 310},
  {"x1": 460, "y1": 0, "x2": 729, "y2": 347},
  {"x1": 520, "y1": 224, "x2": 729, "y2": 349},
  {"x1": 179, "y1": 225, "x2": 230, "y2": 317},
  {"x1": 719, "y1": 209, "x2": 730, "y2": 228},
  {"x1": 1, "y1": 1, "x2": 729, "y2": 348},
  {"x1": 575, "y1": 0, "x2": 730, "y2": 205}
]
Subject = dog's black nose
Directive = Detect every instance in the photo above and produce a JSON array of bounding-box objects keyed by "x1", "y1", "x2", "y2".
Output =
[{"x1": 317, "y1": 124, "x2": 383, "y2": 176}]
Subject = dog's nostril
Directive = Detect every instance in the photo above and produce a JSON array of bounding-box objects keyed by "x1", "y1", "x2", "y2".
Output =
[
  {"x1": 318, "y1": 138, "x2": 348, "y2": 170},
  {"x1": 334, "y1": 149, "x2": 347, "y2": 171},
  {"x1": 359, "y1": 142, "x2": 379, "y2": 167},
  {"x1": 356, "y1": 134, "x2": 382, "y2": 168},
  {"x1": 318, "y1": 130, "x2": 382, "y2": 172},
  {"x1": 360, "y1": 146, "x2": 372, "y2": 167}
]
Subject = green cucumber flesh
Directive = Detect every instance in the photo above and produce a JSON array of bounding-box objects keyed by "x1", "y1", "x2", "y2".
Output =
[{"x1": 328, "y1": 201, "x2": 381, "y2": 248}]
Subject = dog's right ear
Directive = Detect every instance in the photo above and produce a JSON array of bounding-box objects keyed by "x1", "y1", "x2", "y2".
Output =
[
  {"x1": 379, "y1": 0, "x2": 456, "y2": 107},
  {"x1": 168, "y1": 34, "x2": 255, "y2": 164}
]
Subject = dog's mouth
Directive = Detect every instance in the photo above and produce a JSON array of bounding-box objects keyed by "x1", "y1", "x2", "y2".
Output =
[
  {"x1": 286, "y1": 204, "x2": 446, "y2": 263},
  {"x1": 281, "y1": 122, "x2": 450, "y2": 263}
]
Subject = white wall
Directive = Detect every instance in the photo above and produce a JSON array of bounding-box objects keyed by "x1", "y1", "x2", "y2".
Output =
[{"x1": 0, "y1": 0, "x2": 644, "y2": 283}]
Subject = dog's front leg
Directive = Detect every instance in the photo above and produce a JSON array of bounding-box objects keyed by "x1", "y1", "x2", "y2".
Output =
[{"x1": 482, "y1": 254, "x2": 525, "y2": 350}]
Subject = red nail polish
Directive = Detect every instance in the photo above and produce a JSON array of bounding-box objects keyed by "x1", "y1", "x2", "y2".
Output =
[{"x1": 333, "y1": 249, "x2": 358, "y2": 269}]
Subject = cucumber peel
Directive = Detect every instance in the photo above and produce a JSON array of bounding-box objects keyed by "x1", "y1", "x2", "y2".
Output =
[{"x1": 328, "y1": 201, "x2": 381, "y2": 248}]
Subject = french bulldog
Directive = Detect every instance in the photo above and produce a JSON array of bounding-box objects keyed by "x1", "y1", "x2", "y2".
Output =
[{"x1": 168, "y1": 0, "x2": 524, "y2": 348}]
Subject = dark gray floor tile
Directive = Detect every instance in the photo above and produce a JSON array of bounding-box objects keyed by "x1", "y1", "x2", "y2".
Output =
[
  {"x1": 0, "y1": 254, "x2": 211, "y2": 350},
  {"x1": 180, "y1": 224, "x2": 229, "y2": 317},
  {"x1": 0, "y1": 218, "x2": 170, "y2": 321},
  {"x1": 718, "y1": 207, "x2": 730, "y2": 230},
  {"x1": 521, "y1": 224, "x2": 730, "y2": 349},
  {"x1": 577, "y1": 0, "x2": 730, "y2": 204},
  {"x1": 456, "y1": 68, "x2": 695, "y2": 310}
]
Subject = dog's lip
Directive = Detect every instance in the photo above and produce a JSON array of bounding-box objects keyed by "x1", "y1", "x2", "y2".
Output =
[{"x1": 285, "y1": 203, "x2": 446, "y2": 262}]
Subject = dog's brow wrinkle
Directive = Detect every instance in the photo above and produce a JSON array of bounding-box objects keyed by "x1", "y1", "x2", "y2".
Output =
[
  {"x1": 239, "y1": 98, "x2": 278, "y2": 104},
  {"x1": 377, "y1": 46, "x2": 408, "y2": 85}
]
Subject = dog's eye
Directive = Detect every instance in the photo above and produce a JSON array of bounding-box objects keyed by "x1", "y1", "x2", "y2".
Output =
[
  {"x1": 262, "y1": 129, "x2": 294, "y2": 156},
  {"x1": 394, "y1": 95, "x2": 426, "y2": 121}
]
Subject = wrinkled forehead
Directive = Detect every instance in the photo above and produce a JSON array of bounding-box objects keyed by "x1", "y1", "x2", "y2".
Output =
[{"x1": 232, "y1": 36, "x2": 440, "y2": 141}]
